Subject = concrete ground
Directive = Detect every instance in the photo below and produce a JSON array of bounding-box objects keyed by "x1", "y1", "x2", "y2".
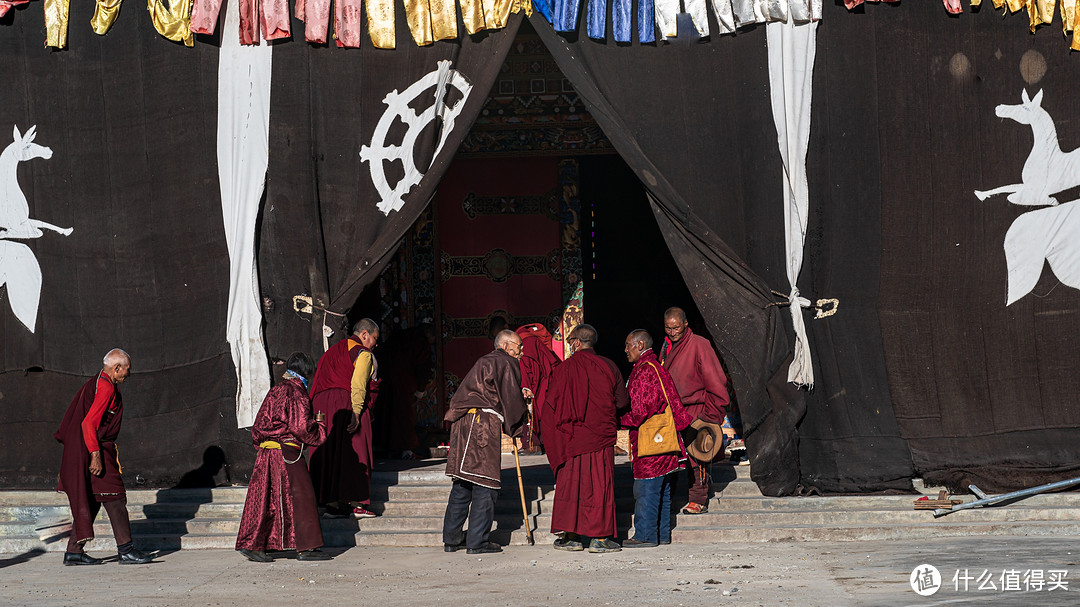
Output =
[{"x1": 1, "y1": 536, "x2": 1076, "y2": 606}]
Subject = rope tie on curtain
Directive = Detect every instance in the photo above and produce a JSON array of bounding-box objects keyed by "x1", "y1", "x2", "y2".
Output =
[{"x1": 787, "y1": 286, "x2": 813, "y2": 388}]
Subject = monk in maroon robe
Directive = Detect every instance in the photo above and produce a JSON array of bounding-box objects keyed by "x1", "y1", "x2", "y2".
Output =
[
  {"x1": 515, "y1": 323, "x2": 559, "y2": 455},
  {"x1": 660, "y1": 307, "x2": 730, "y2": 514},
  {"x1": 442, "y1": 330, "x2": 528, "y2": 554},
  {"x1": 54, "y1": 349, "x2": 153, "y2": 565},
  {"x1": 309, "y1": 318, "x2": 381, "y2": 519},
  {"x1": 542, "y1": 324, "x2": 628, "y2": 553},
  {"x1": 236, "y1": 352, "x2": 330, "y2": 562}
]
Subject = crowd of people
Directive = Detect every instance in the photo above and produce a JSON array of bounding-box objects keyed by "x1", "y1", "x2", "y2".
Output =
[{"x1": 54, "y1": 307, "x2": 730, "y2": 564}]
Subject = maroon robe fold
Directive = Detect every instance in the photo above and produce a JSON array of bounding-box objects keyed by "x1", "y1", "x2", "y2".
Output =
[
  {"x1": 551, "y1": 446, "x2": 617, "y2": 538},
  {"x1": 659, "y1": 327, "x2": 730, "y2": 424},
  {"x1": 542, "y1": 348, "x2": 627, "y2": 537},
  {"x1": 309, "y1": 338, "x2": 380, "y2": 505},
  {"x1": 540, "y1": 348, "x2": 628, "y2": 472},
  {"x1": 444, "y1": 349, "x2": 528, "y2": 490},
  {"x1": 517, "y1": 332, "x2": 560, "y2": 451},
  {"x1": 236, "y1": 377, "x2": 327, "y2": 552},
  {"x1": 54, "y1": 373, "x2": 125, "y2": 547}
]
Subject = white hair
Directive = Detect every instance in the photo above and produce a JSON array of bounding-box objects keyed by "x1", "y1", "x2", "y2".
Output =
[
  {"x1": 494, "y1": 329, "x2": 519, "y2": 350},
  {"x1": 103, "y1": 348, "x2": 130, "y2": 367}
]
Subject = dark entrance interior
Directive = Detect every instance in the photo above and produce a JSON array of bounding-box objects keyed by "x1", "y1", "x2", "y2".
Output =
[{"x1": 349, "y1": 20, "x2": 706, "y2": 456}]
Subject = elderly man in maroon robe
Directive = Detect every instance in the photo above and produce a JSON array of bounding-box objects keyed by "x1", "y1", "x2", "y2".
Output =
[
  {"x1": 515, "y1": 322, "x2": 560, "y2": 455},
  {"x1": 309, "y1": 318, "x2": 381, "y2": 519},
  {"x1": 236, "y1": 352, "x2": 330, "y2": 562},
  {"x1": 621, "y1": 330, "x2": 694, "y2": 547},
  {"x1": 54, "y1": 349, "x2": 153, "y2": 565},
  {"x1": 442, "y1": 330, "x2": 528, "y2": 555},
  {"x1": 659, "y1": 307, "x2": 730, "y2": 514},
  {"x1": 542, "y1": 324, "x2": 629, "y2": 553}
]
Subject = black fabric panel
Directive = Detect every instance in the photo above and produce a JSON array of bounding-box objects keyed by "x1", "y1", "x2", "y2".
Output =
[
  {"x1": 871, "y1": 2, "x2": 1080, "y2": 492},
  {"x1": 0, "y1": 7, "x2": 236, "y2": 487},
  {"x1": 794, "y1": 1, "x2": 915, "y2": 493},
  {"x1": 261, "y1": 10, "x2": 524, "y2": 357}
]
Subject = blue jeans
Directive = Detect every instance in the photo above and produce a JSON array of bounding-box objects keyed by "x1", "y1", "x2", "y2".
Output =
[{"x1": 632, "y1": 474, "x2": 673, "y2": 544}]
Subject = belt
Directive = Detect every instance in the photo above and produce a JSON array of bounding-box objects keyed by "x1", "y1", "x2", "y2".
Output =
[
  {"x1": 258, "y1": 441, "x2": 300, "y2": 450},
  {"x1": 467, "y1": 408, "x2": 504, "y2": 423}
]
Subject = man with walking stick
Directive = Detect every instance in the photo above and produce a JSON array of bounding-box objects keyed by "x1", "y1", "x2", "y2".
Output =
[{"x1": 442, "y1": 330, "x2": 528, "y2": 554}]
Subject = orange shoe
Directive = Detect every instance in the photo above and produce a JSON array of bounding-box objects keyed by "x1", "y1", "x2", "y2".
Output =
[{"x1": 681, "y1": 502, "x2": 708, "y2": 515}]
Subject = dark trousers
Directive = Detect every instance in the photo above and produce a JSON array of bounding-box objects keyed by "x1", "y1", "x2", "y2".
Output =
[
  {"x1": 687, "y1": 460, "x2": 710, "y2": 506},
  {"x1": 632, "y1": 475, "x2": 673, "y2": 544},
  {"x1": 442, "y1": 479, "x2": 498, "y2": 549},
  {"x1": 67, "y1": 498, "x2": 132, "y2": 553}
]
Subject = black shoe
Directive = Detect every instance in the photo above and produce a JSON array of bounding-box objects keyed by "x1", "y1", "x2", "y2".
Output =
[
  {"x1": 621, "y1": 538, "x2": 658, "y2": 548},
  {"x1": 297, "y1": 549, "x2": 333, "y2": 561},
  {"x1": 659, "y1": 539, "x2": 672, "y2": 545},
  {"x1": 552, "y1": 536, "x2": 584, "y2": 551},
  {"x1": 63, "y1": 552, "x2": 103, "y2": 566},
  {"x1": 588, "y1": 538, "x2": 622, "y2": 553},
  {"x1": 237, "y1": 549, "x2": 274, "y2": 563},
  {"x1": 466, "y1": 542, "x2": 502, "y2": 554},
  {"x1": 444, "y1": 542, "x2": 466, "y2": 553},
  {"x1": 118, "y1": 548, "x2": 154, "y2": 565}
]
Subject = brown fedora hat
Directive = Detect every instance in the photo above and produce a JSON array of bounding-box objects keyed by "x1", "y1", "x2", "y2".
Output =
[{"x1": 687, "y1": 419, "x2": 724, "y2": 463}]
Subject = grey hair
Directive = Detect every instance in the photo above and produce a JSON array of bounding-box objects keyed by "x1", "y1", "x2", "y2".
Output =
[
  {"x1": 103, "y1": 348, "x2": 130, "y2": 367},
  {"x1": 494, "y1": 329, "x2": 519, "y2": 350},
  {"x1": 352, "y1": 318, "x2": 379, "y2": 336},
  {"x1": 628, "y1": 329, "x2": 653, "y2": 350}
]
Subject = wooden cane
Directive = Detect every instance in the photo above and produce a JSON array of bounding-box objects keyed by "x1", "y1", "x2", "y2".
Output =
[{"x1": 512, "y1": 435, "x2": 534, "y2": 545}]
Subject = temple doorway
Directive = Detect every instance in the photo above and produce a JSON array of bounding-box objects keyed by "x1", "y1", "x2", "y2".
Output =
[{"x1": 355, "y1": 20, "x2": 704, "y2": 457}]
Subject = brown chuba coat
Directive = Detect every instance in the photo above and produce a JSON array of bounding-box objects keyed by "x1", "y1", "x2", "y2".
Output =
[{"x1": 444, "y1": 349, "x2": 528, "y2": 489}]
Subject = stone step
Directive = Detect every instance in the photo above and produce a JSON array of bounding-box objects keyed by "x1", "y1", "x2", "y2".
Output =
[
  {"x1": 9, "y1": 517, "x2": 1080, "y2": 554},
  {"x1": 0, "y1": 488, "x2": 250, "y2": 507},
  {"x1": 16, "y1": 499, "x2": 1080, "y2": 548},
  {"x1": 713, "y1": 493, "x2": 1080, "y2": 510},
  {"x1": 665, "y1": 520, "x2": 1080, "y2": 543},
  {"x1": 16, "y1": 499, "x2": 1080, "y2": 540}
]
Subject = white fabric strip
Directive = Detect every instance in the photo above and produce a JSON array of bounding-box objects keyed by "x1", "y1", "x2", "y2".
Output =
[
  {"x1": 655, "y1": 0, "x2": 679, "y2": 39},
  {"x1": 710, "y1": 0, "x2": 736, "y2": 34},
  {"x1": 685, "y1": 0, "x2": 711, "y2": 36},
  {"x1": 218, "y1": 0, "x2": 273, "y2": 428},
  {"x1": 766, "y1": 19, "x2": 817, "y2": 388}
]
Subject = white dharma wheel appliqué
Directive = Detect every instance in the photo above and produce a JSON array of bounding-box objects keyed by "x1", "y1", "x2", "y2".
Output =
[{"x1": 360, "y1": 60, "x2": 474, "y2": 216}]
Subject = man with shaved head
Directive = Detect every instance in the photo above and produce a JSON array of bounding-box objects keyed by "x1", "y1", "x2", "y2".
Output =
[
  {"x1": 660, "y1": 307, "x2": 730, "y2": 514},
  {"x1": 55, "y1": 349, "x2": 153, "y2": 565},
  {"x1": 542, "y1": 324, "x2": 628, "y2": 553},
  {"x1": 442, "y1": 330, "x2": 528, "y2": 554},
  {"x1": 309, "y1": 318, "x2": 381, "y2": 519},
  {"x1": 621, "y1": 330, "x2": 694, "y2": 547}
]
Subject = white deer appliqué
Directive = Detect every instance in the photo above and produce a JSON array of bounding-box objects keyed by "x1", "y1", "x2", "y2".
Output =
[
  {"x1": 0, "y1": 124, "x2": 73, "y2": 332},
  {"x1": 974, "y1": 89, "x2": 1080, "y2": 305}
]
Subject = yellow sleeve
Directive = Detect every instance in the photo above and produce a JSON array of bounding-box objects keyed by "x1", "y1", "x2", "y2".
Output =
[{"x1": 350, "y1": 351, "x2": 374, "y2": 414}]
